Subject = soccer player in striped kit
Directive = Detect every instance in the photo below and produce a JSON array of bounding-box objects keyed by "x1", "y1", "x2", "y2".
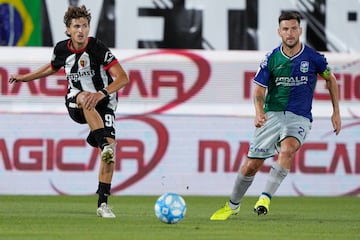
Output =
[
  {"x1": 9, "y1": 5, "x2": 129, "y2": 218},
  {"x1": 211, "y1": 11, "x2": 341, "y2": 220}
]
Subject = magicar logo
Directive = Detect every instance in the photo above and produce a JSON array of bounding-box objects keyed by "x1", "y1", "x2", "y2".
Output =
[
  {"x1": 48, "y1": 115, "x2": 168, "y2": 195},
  {"x1": 3, "y1": 50, "x2": 210, "y2": 114},
  {"x1": 291, "y1": 117, "x2": 360, "y2": 196},
  {"x1": 120, "y1": 50, "x2": 211, "y2": 114}
]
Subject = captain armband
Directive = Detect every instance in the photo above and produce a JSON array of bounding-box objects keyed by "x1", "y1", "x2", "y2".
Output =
[{"x1": 321, "y1": 67, "x2": 332, "y2": 79}]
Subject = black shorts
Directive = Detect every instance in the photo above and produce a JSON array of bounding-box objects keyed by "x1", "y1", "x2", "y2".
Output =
[{"x1": 65, "y1": 95, "x2": 116, "y2": 147}]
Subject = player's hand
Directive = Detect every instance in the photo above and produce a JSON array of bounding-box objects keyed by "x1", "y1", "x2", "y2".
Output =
[
  {"x1": 83, "y1": 92, "x2": 105, "y2": 110},
  {"x1": 9, "y1": 74, "x2": 22, "y2": 84},
  {"x1": 254, "y1": 113, "x2": 267, "y2": 128},
  {"x1": 332, "y1": 113, "x2": 341, "y2": 135}
]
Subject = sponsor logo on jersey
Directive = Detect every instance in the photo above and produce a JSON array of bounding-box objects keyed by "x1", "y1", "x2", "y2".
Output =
[
  {"x1": 275, "y1": 76, "x2": 308, "y2": 86},
  {"x1": 67, "y1": 70, "x2": 96, "y2": 82},
  {"x1": 104, "y1": 51, "x2": 115, "y2": 64}
]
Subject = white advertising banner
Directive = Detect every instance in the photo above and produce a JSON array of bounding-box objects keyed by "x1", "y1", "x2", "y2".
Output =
[
  {"x1": 1, "y1": 47, "x2": 359, "y2": 117},
  {"x1": 0, "y1": 113, "x2": 359, "y2": 196},
  {"x1": 0, "y1": 47, "x2": 359, "y2": 196}
]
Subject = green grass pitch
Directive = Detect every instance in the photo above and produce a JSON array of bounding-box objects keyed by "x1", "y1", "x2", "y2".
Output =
[{"x1": 0, "y1": 195, "x2": 359, "y2": 240}]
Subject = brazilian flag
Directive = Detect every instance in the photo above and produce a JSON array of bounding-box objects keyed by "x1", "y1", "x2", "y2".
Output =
[{"x1": 0, "y1": 0, "x2": 41, "y2": 46}]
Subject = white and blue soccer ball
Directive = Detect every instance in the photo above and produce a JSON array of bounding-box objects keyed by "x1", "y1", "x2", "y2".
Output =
[{"x1": 154, "y1": 192, "x2": 187, "y2": 224}]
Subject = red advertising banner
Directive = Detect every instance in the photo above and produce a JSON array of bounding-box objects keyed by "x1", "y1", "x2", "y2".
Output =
[
  {"x1": 0, "y1": 113, "x2": 359, "y2": 196},
  {"x1": 1, "y1": 47, "x2": 359, "y2": 117},
  {"x1": 0, "y1": 47, "x2": 359, "y2": 196}
]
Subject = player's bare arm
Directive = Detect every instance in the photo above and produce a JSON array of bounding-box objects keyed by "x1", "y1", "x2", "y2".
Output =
[
  {"x1": 83, "y1": 62, "x2": 129, "y2": 110},
  {"x1": 253, "y1": 84, "x2": 267, "y2": 128},
  {"x1": 322, "y1": 72, "x2": 341, "y2": 135},
  {"x1": 9, "y1": 63, "x2": 57, "y2": 83},
  {"x1": 106, "y1": 62, "x2": 129, "y2": 94}
]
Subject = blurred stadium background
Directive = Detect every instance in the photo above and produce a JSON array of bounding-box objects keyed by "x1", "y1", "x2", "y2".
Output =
[{"x1": 0, "y1": 0, "x2": 359, "y2": 197}]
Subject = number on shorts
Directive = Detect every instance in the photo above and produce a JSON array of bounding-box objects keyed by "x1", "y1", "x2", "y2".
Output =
[
  {"x1": 298, "y1": 126, "x2": 305, "y2": 137},
  {"x1": 104, "y1": 114, "x2": 114, "y2": 127}
]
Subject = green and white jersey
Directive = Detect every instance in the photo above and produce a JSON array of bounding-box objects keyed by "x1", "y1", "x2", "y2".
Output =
[{"x1": 254, "y1": 44, "x2": 331, "y2": 121}]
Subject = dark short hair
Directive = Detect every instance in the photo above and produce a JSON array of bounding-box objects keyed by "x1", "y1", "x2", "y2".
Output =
[
  {"x1": 63, "y1": 5, "x2": 91, "y2": 28},
  {"x1": 278, "y1": 11, "x2": 301, "y2": 24}
]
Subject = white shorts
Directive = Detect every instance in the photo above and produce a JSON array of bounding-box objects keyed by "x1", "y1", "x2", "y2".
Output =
[{"x1": 247, "y1": 111, "x2": 312, "y2": 159}]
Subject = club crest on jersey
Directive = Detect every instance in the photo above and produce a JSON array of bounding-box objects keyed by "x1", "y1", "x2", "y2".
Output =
[
  {"x1": 300, "y1": 61, "x2": 309, "y2": 73},
  {"x1": 79, "y1": 59, "x2": 87, "y2": 68}
]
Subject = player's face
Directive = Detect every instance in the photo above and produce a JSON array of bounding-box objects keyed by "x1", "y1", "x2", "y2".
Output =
[
  {"x1": 278, "y1": 19, "x2": 302, "y2": 48},
  {"x1": 66, "y1": 17, "x2": 90, "y2": 48}
]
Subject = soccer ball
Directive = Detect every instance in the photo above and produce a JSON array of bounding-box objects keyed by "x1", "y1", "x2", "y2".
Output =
[{"x1": 154, "y1": 192, "x2": 187, "y2": 224}]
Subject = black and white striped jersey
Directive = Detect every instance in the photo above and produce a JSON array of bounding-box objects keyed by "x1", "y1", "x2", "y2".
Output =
[{"x1": 51, "y1": 37, "x2": 119, "y2": 110}]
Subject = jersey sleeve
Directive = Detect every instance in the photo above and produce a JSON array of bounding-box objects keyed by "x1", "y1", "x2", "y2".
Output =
[
  {"x1": 50, "y1": 40, "x2": 68, "y2": 70},
  {"x1": 253, "y1": 51, "x2": 272, "y2": 87},
  {"x1": 92, "y1": 38, "x2": 118, "y2": 70},
  {"x1": 50, "y1": 42, "x2": 65, "y2": 70},
  {"x1": 314, "y1": 52, "x2": 330, "y2": 77}
]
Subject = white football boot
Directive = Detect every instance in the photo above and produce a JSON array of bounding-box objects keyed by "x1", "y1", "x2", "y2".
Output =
[{"x1": 97, "y1": 202, "x2": 116, "y2": 218}]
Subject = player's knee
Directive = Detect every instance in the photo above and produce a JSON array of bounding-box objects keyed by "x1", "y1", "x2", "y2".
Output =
[
  {"x1": 76, "y1": 92, "x2": 90, "y2": 108},
  {"x1": 279, "y1": 144, "x2": 298, "y2": 159}
]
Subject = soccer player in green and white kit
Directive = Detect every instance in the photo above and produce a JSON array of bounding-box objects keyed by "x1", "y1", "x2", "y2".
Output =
[{"x1": 210, "y1": 11, "x2": 341, "y2": 220}]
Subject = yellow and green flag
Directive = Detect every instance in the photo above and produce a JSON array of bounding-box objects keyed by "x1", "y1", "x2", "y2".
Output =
[{"x1": 0, "y1": 0, "x2": 41, "y2": 46}]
